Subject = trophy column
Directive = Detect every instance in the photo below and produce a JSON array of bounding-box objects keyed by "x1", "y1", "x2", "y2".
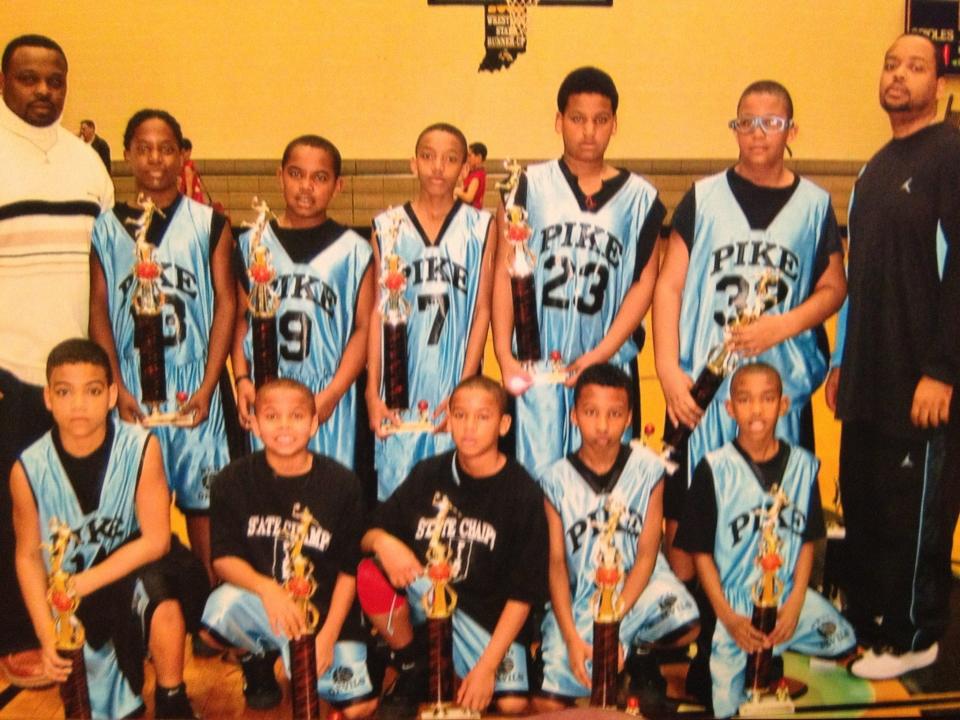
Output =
[
  {"x1": 46, "y1": 521, "x2": 91, "y2": 720},
  {"x1": 590, "y1": 500, "x2": 624, "y2": 709},
  {"x1": 244, "y1": 198, "x2": 280, "y2": 388},
  {"x1": 285, "y1": 510, "x2": 322, "y2": 720},
  {"x1": 419, "y1": 497, "x2": 479, "y2": 720}
]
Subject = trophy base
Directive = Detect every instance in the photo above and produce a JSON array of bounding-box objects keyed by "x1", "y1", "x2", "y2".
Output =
[
  {"x1": 383, "y1": 419, "x2": 435, "y2": 434},
  {"x1": 530, "y1": 369, "x2": 568, "y2": 385},
  {"x1": 418, "y1": 703, "x2": 481, "y2": 720},
  {"x1": 738, "y1": 695, "x2": 795, "y2": 716},
  {"x1": 141, "y1": 409, "x2": 196, "y2": 428},
  {"x1": 739, "y1": 677, "x2": 806, "y2": 716}
]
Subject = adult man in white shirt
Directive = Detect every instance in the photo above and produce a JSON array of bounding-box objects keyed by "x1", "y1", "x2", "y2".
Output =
[{"x1": 0, "y1": 33, "x2": 113, "y2": 687}]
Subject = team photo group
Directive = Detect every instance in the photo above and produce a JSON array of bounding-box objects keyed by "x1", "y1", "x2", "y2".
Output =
[{"x1": 0, "y1": 26, "x2": 957, "y2": 720}]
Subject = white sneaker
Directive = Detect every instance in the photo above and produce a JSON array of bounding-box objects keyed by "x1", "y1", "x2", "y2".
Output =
[{"x1": 850, "y1": 643, "x2": 939, "y2": 679}]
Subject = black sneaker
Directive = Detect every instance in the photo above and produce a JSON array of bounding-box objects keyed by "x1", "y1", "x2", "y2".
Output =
[
  {"x1": 154, "y1": 683, "x2": 199, "y2": 719},
  {"x1": 382, "y1": 657, "x2": 427, "y2": 709},
  {"x1": 240, "y1": 652, "x2": 282, "y2": 710}
]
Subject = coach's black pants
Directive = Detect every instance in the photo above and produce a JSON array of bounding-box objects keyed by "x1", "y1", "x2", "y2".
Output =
[
  {"x1": 0, "y1": 369, "x2": 52, "y2": 654},
  {"x1": 838, "y1": 419, "x2": 960, "y2": 652}
]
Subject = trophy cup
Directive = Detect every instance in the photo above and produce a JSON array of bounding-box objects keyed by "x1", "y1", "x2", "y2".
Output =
[
  {"x1": 497, "y1": 160, "x2": 566, "y2": 386},
  {"x1": 661, "y1": 270, "x2": 782, "y2": 473},
  {"x1": 127, "y1": 193, "x2": 194, "y2": 428},
  {"x1": 590, "y1": 499, "x2": 625, "y2": 708},
  {"x1": 244, "y1": 197, "x2": 280, "y2": 389},
  {"x1": 284, "y1": 509, "x2": 323, "y2": 720},
  {"x1": 45, "y1": 520, "x2": 91, "y2": 720},
  {"x1": 419, "y1": 496, "x2": 479, "y2": 720},
  {"x1": 738, "y1": 487, "x2": 798, "y2": 717},
  {"x1": 379, "y1": 215, "x2": 433, "y2": 434}
]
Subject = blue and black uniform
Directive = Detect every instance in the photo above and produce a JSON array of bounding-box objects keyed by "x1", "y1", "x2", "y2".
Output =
[
  {"x1": 19, "y1": 418, "x2": 207, "y2": 719},
  {"x1": 676, "y1": 440, "x2": 854, "y2": 717},
  {"x1": 202, "y1": 452, "x2": 374, "y2": 706},
  {"x1": 91, "y1": 196, "x2": 231, "y2": 512},
  {"x1": 537, "y1": 444, "x2": 698, "y2": 699},
  {"x1": 512, "y1": 159, "x2": 664, "y2": 476},
  {"x1": 372, "y1": 202, "x2": 490, "y2": 500},
  {"x1": 236, "y1": 219, "x2": 372, "y2": 469},
  {"x1": 664, "y1": 169, "x2": 841, "y2": 520},
  {"x1": 368, "y1": 451, "x2": 548, "y2": 695}
]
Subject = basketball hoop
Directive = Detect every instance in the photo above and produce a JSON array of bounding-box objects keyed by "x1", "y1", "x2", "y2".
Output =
[{"x1": 505, "y1": 0, "x2": 539, "y2": 46}]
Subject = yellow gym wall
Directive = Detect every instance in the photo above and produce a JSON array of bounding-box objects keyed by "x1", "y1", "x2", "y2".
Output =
[{"x1": 3, "y1": 1, "x2": 956, "y2": 161}]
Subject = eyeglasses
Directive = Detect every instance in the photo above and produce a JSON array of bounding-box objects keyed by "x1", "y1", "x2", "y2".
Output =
[{"x1": 728, "y1": 115, "x2": 793, "y2": 134}]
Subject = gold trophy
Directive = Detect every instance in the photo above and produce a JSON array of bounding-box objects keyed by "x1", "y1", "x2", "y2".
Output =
[
  {"x1": 284, "y1": 509, "x2": 323, "y2": 720},
  {"x1": 590, "y1": 498, "x2": 625, "y2": 708},
  {"x1": 497, "y1": 160, "x2": 566, "y2": 386},
  {"x1": 738, "y1": 487, "x2": 798, "y2": 717},
  {"x1": 661, "y1": 269, "x2": 782, "y2": 473},
  {"x1": 244, "y1": 197, "x2": 281, "y2": 389},
  {"x1": 127, "y1": 193, "x2": 194, "y2": 427},
  {"x1": 379, "y1": 214, "x2": 433, "y2": 434},
  {"x1": 419, "y1": 495, "x2": 479, "y2": 720},
  {"x1": 45, "y1": 519, "x2": 91, "y2": 719}
]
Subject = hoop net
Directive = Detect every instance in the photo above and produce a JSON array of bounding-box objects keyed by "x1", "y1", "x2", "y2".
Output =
[{"x1": 505, "y1": 0, "x2": 539, "y2": 45}]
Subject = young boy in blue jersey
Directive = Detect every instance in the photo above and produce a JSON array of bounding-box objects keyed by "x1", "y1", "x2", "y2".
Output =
[
  {"x1": 232, "y1": 135, "x2": 374, "y2": 471},
  {"x1": 491, "y1": 66, "x2": 663, "y2": 478},
  {"x1": 358, "y1": 375, "x2": 548, "y2": 715},
  {"x1": 89, "y1": 109, "x2": 236, "y2": 586},
  {"x1": 653, "y1": 80, "x2": 846, "y2": 587},
  {"x1": 200, "y1": 378, "x2": 378, "y2": 718},
  {"x1": 532, "y1": 363, "x2": 698, "y2": 713},
  {"x1": 367, "y1": 123, "x2": 496, "y2": 500},
  {"x1": 674, "y1": 363, "x2": 854, "y2": 717},
  {"x1": 11, "y1": 339, "x2": 206, "y2": 719}
]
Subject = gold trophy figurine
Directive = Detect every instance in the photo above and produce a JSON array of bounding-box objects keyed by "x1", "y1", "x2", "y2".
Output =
[
  {"x1": 243, "y1": 197, "x2": 281, "y2": 389},
  {"x1": 45, "y1": 519, "x2": 91, "y2": 719},
  {"x1": 590, "y1": 498, "x2": 625, "y2": 708},
  {"x1": 739, "y1": 487, "x2": 797, "y2": 717},
  {"x1": 284, "y1": 509, "x2": 323, "y2": 720},
  {"x1": 419, "y1": 495, "x2": 479, "y2": 720},
  {"x1": 127, "y1": 193, "x2": 194, "y2": 428}
]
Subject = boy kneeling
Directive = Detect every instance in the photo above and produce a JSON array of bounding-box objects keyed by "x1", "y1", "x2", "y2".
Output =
[
  {"x1": 200, "y1": 379, "x2": 377, "y2": 718},
  {"x1": 532, "y1": 364, "x2": 699, "y2": 713},
  {"x1": 359, "y1": 376, "x2": 548, "y2": 715},
  {"x1": 675, "y1": 363, "x2": 855, "y2": 717},
  {"x1": 12, "y1": 339, "x2": 205, "y2": 719}
]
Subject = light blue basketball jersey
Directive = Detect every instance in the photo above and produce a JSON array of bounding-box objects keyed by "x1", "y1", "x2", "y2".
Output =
[
  {"x1": 679, "y1": 172, "x2": 831, "y2": 487},
  {"x1": 91, "y1": 197, "x2": 230, "y2": 510},
  {"x1": 239, "y1": 221, "x2": 373, "y2": 468},
  {"x1": 515, "y1": 161, "x2": 659, "y2": 475},
  {"x1": 538, "y1": 445, "x2": 698, "y2": 698},
  {"x1": 372, "y1": 202, "x2": 490, "y2": 499},
  {"x1": 539, "y1": 444, "x2": 669, "y2": 611},
  {"x1": 706, "y1": 442, "x2": 817, "y2": 607},
  {"x1": 20, "y1": 418, "x2": 150, "y2": 719}
]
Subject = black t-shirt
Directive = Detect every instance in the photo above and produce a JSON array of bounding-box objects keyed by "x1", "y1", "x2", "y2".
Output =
[
  {"x1": 671, "y1": 168, "x2": 842, "y2": 287},
  {"x1": 233, "y1": 218, "x2": 352, "y2": 292},
  {"x1": 51, "y1": 422, "x2": 115, "y2": 516},
  {"x1": 210, "y1": 452, "x2": 363, "y2": 620},
  {"x1": 674, "y1": 440, "x2": 825, "y2": 555},
  {"x1": 368, "y1": 450, "x2": 549, "y2": 636},
  {"x1": 837, "y1": 122, "x2": 960, "y2": 438}
]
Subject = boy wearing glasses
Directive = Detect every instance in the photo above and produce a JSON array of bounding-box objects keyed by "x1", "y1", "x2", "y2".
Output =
[{"x1": 652, "y1": 81, "x2": 846, "y2": 600}]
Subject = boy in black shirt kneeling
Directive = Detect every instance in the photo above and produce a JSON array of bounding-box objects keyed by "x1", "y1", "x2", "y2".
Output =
[
  {"x1": 200, "y1": 378, "x2": 377, "y2": 718},
  {"x1": 358, "y1": 375, "x2": 548, "y2": 715}
]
